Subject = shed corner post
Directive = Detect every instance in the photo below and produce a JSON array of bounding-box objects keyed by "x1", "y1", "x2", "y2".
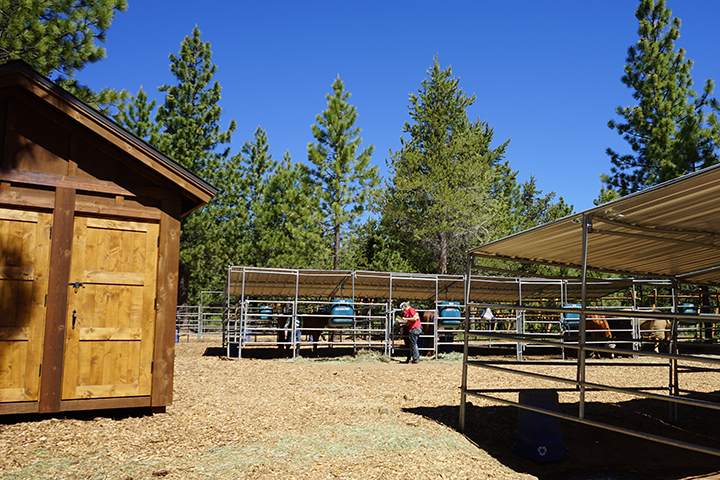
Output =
[{"x1": 151, "y1": 201, "x2": 182, "y2": 409}]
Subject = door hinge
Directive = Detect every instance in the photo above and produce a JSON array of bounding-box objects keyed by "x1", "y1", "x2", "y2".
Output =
[
  {"x1": 44, "y1": 294, "x2": 47, "y2": 307},
  {"x1": 154, "y1": 298, "x2": 158, "y2": 310},
  {"x1": 157, "y1": 235, "x2": 160, "y2": 247},
  {"x1": 39, "y1": 364, "x2": 42, "y2": 377},
  {"x1": 49, "y1": 226, "x2": 52, "y2": 239},
  {"x1": 151, "y1": 361, "x2": 154, "y2": 374}
]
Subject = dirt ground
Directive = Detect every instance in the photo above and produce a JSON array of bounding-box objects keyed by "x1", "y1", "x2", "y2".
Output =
[{"x1": 1, "y1": 342, "x2": 720, "y2": 479}]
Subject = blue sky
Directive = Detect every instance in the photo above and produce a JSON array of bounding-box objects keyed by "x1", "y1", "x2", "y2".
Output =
[{"x1": 77, "y1": 0, "x2": 720, "y2": 212}]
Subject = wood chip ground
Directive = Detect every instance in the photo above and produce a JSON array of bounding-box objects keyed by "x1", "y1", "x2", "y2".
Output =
[{"x1": 1, "y1": 342, "x2": 720, "y2": 479}]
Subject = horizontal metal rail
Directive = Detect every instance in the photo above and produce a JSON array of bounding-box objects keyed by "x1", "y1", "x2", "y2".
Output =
[{"x1": 467, "y1": 360, "x2": 720, "y2": 412}]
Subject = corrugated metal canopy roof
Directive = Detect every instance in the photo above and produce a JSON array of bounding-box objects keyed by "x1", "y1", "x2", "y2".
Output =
[
  {"x1": 226, "y1": 267, "x2": 633, "y2": 303},
  {"x1": 226, "y1": 267, "x2": 466, "y2": 302},
  {"x1": 470, "y1": 164, "x2": 720, "y2": 285}
]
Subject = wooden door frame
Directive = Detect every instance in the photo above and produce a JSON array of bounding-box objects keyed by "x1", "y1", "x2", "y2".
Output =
[
  {"x1": 9, "y1": 190, "x2": 181, "y2": 415},
  {"x1": 38, "y1": 187, "x2": 75, "y2": 413}
]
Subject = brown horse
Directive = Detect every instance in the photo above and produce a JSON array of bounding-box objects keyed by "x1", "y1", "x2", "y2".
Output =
[
  {"x1": 586, "y1": 315, "x2": 616, "y2": 358},
  {"x1": 565, "y1": 314, "x2": 616, "y2": 358},
  {"x1": 296, "y1": 309, "x2": 357, "y2": 353},
  {"x1": 421, "y1": 311, "x2": 436, "y2": 356}
]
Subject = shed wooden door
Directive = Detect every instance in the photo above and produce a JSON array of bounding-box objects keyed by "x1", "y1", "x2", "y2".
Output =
[
  {"x1": 0, "y1": 208, "x2": 52, "y2": 403},
  {"x1": 62, "y1": 217, "x2": 159, "y2": 400}
]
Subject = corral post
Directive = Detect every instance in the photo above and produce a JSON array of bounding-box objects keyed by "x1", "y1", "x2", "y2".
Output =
[
  {"x1": 459, "y1": 252, "x2": 473, "y2": 432},
  {"x1": 670, "y1": 278, "x2": 680, "y2": 423},
  {"x1": 385, "y1": 301, "x2": 392, "y2": 357},
  {"x1": 197, "y1": 305, "x2": 202, "y2": 342},
  {"x1": 577, "y1": 213, "x2": 591, "y2": 421},
  {"x1": 238, "y1": 267, "x2": 247, "y2": 359},
  {"x1": 293, "y1": 269, "x2": 300, "y2": 360},
  {"x1": 516, "y1": 281, "x2": 524, "y2": 361}
]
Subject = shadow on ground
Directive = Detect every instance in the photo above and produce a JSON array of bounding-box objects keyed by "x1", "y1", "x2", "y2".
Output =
[
  {"x1": 202, "y1": 346, "x2": 359, "y2": 359},
  {"x1": 405, "y1": 397, "x2": 720, "y2": 480},
  {"x1": 0, "y1": 407, "x2": 155, "y2": 426}
]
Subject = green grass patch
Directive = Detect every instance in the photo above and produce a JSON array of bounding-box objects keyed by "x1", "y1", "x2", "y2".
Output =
[{"x1": 193, "y1": 423, "x2": 476, "y2": 475}]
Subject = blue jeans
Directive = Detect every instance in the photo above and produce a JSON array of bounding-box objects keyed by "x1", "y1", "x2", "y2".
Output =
[{"x1": 406, "y1": 327, "x2": 421, "y2": 362}]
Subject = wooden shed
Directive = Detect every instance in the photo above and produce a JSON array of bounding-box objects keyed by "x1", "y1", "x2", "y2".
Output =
[{"x1": 0, "y1": 61, "x2": 216, "y2": 415}]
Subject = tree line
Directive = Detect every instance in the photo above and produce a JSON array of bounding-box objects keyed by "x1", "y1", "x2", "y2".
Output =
[{"x1": 1, "y1": 0, "x2": 719, "y2": 304}]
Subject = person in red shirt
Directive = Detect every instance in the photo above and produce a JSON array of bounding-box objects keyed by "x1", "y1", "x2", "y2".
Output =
[{"x1": 400, "y1": 301, "x2": 421, "y2": 363}]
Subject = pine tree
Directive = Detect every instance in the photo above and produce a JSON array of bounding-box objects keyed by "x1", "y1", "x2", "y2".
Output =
[
  {"x1": 383, "y1": 57, "x2": 509, "y2": 274},
  {"x1": 241, "y1": 127, "x2": 276, "y2": 226},
  {"x1": 155, "y1": 26, "x2": 241, "y2": 304},
  {"x1": 239, "y1": 126, "x2": 277, "y2": 266},
  {"x1": 511, "y1": 176, "x2": 573, "y2": 232},
  {"x1": 0, "y1": 0, "x2": 128, "y2": 114},
  {"x1": 254, "y1": 151, "x2": 328, "y2": 269},
  {"x1": 115, "y1": 87, "x2": 162, "y2": 145},
  {"x1": 342, "y1": 218, "x2": 413, "y2": 273},
  {"x1": 308, "y1": 76, "x2": 380, "y2": 270},
  {"x1": 604, "y1": 0, "x2": 720, "y2": 195}
]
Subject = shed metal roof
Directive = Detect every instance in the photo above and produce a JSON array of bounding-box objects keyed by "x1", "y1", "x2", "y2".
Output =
[
  {"x1": 469, "y1": 164, "x2": 720, "y2": 285},
  {"x1": 0, "y1": 60, "x2": 217, "y2": 216}
]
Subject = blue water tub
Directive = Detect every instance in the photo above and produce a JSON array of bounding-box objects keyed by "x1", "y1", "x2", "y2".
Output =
[
  {"x1": 330, "y1": 299, "x2": 354, "y2": 326},
  {"x1": 438, "y1": 301, "x2": 462, "y2": 327},
  {"x1": 679, "y1": 302, "x2": 698, "y2": 323},
  {"x1": 259, "y1": 305, "x2": 273, "y2": 320},
  {"x1": 563, "y1": 303, "x2": 581, "y2": 328}
]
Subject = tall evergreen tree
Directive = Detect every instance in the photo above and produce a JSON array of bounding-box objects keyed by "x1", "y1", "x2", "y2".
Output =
[
  {"x1": 604, "y1": 0, "x2": 720, "y2": 195},
  {"x1": 308, "y1": 76, "x2": 380, "y2": 270},
  {"x1": 254, "y1": 152, "x2": 328, "y2": 269},
  {"x1": 155, "y1": 26, "x2": 242, "y2": 304},
  {"x1": 509, "y1": 176, "x2": 573, "y2": 233},
  {"x1": 0, "y1": 0, "x2": 128, "y2": 113},
  {"x1": 342, "y1": 218, "x2": 413, "y2": 273},
  {"x1": 383, "y1": 57, "x2": 509, "y2": 274},
  {"x1": 115, "y1": 87, "x2": 162, "y2": 145},
  {"x1": 240, "y1": 126, "x2": 277, "y2": 266},
  {"x1": 241, "y1": 126, "x2": 276, "y2": 226}
]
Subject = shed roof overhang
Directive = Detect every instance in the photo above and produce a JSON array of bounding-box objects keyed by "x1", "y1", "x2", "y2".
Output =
[
  {"x1": 469, "y1": 163, "x2": 720, "y2": 286},
  {"x1": 0, "y1": 61, "x2": 216, "y2": 216}
]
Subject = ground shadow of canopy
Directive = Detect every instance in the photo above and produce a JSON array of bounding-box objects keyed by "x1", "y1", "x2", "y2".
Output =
[{"x1": 405, "y1": 397, "x2": 720, "y2": 480}]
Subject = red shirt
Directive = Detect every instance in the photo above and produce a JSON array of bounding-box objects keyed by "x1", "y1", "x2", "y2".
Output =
[{"x1": 404, "y1": 307, "x2": 421, "y2": 330}]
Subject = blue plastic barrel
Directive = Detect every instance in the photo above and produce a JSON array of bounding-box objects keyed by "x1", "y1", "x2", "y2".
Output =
[
  {"x1": 259, "y1": 305, "x2": 273, "y2": 320},
  {"x1": 330, "y1": 299, "x2": 354, "y2": 326},
  {"x1": 679, "y1": 302, "x2": 698, "y2": 323},
  {"x1": 514, "y1": 389, "x2": 566, "y2": 462},
  {"x1": 563, "y1": 303, "x2": 581, "y2": 328},
  {"x1": 438, "y1": 301, "x2": 462, "y2": 327},
  {"x1": 680, "y1": 303, "x2": 697, "y2": 315}
]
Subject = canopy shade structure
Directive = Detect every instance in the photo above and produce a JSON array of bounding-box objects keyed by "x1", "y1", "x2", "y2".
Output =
[
  {"x1": 226, "y1": 267, "x2": 466, "y2": 302},
  {"x1": 226, "y1": 266, "x2": 633, "y2": 304},
  {"x1": 469, "y1": 164, "x2": 720, "y2": 286},
  {"x1": 467, "y1": 276, "x2": 635, "y2": 304}
]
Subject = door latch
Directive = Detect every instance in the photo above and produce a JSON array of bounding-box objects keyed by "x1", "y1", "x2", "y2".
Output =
[{"x1": 72, "y1": 309, "x2": 77, "y2": 329}]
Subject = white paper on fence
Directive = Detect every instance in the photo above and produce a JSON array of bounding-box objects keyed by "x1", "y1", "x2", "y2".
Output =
[{"x1": 481, "y1": 308, "x2": 495, "y2": 321}]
